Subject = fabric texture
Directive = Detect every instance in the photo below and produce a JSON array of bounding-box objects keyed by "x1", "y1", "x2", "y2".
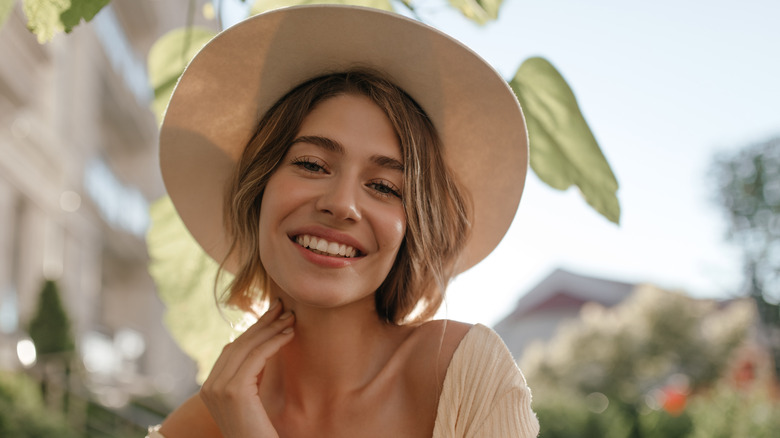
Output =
[
  {"x1": 432, "y1": 324, "x2": 539, "y2": 438},
  {"x1": 147, "y1": 324, "x2": 539, "y2": 438}
]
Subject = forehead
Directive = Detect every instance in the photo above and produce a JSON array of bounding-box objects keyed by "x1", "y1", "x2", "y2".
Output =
[{"x1": 296, "y1": 94, "x2": 402, "y2": 160}]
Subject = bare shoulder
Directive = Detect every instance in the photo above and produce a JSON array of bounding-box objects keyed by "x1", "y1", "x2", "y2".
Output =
[
  {"x1": 403, "y1": 319, "x2": 473, "y2": 383},
  {"x1": 159, "y1": 393, "x2": 222, "y2": 438},
  {"x1": 412, "y1": 319, "x2": 472, "y2": 351}
]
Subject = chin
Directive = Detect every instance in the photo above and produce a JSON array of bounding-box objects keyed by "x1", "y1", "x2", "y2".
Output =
[{"x1": 274, "y1": 280, "x2": 377, "y2": 311}]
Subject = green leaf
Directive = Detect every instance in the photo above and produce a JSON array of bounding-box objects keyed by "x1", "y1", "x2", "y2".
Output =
[
  {"x1": 147, "y1": 27, "x2": 216, "y2": 125},
  {"x1": 19, "y1": 0, "x2": 108, "y2": 43},
  {"x1": 59, "y1": 0, "x2": 109, "y2": 33},
  {"x1": 147, "y1": 196, "x2": 245, "y2": 383},
  {"x1": 446, "y1": 0, "x2": 503, "y2": 25},
  {"x1": 0, "y1": 0, "x2": 15, "y2": 31},
  {"x1": 510, "y1": 57, "x2": 621, "y2": 224},
  {"x1": 250, "y1": 0, "x2": 394, "y2": 16},
  {"x1": 22, "y1": 0, "x2": 68, "y2": 43}
]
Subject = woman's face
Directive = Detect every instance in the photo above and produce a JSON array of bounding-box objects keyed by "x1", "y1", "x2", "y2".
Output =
[{"x1": 258, "y1": 93, "x2": 406, "y2": 310}]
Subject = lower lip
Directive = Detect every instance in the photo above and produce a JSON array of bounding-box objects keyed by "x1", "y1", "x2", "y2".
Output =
[{"x1": 293, "y1": 241, "x2": 361, "y2": 268}]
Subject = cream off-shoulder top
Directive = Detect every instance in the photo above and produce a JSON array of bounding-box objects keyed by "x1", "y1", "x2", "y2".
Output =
[{"x1": 147, "y1": 324, "x2": 539, "y2": 438}]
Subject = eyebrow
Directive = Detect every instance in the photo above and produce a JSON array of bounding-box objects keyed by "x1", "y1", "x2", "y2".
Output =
[{"x1": 291, "y1": 135, "x2": 404, "y2": 172}]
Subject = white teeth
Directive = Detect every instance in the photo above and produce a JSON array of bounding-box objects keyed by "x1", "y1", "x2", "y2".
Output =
[{"x1": 295, "y1": 234, "x2": 359, "y2": 258}]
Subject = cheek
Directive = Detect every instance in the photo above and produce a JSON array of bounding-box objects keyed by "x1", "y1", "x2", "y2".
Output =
[
  {"x1": 257, "y1": 203, "x2": 270, "y2": 250},
  {"x1": 257, "y1": 175, "x2": 285, "y2": 252},
  {"x1": 379, "y1": 207, "x2": 406, "y2": 252}
]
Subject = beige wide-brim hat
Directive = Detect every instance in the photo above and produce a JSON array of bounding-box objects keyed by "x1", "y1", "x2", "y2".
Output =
[{"x1": 160, "y1": 5, "x2": 528, "y2": 275}]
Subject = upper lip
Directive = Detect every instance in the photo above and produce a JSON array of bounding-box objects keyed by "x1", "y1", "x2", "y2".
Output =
[{"x1": 288, "y1": 225, "x2": 368, "y2": 256}]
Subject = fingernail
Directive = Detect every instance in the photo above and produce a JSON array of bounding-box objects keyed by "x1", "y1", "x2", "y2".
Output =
[
  {"x1": 282, "y1": 327, "x2": 294, "y2": 334},
  {"x1": 269, "y1": 298, "x2": 280, "y2": 311},
  {"x1": 279, "y1": 311, "x2": 293, "y2": 320}
]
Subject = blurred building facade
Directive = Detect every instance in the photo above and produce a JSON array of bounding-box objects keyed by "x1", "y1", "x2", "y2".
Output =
[
  {"x1": 0, "y1": 0, "x2": 218, "y2": 408},
  {"x1": 495, "y1": 269, "x2": 635, "y2": 360}
]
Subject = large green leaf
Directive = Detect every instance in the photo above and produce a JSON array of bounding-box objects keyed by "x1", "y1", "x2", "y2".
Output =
[
  {"x1": 0, "y1": 0, "x2": 14, "y2": 31},
  {"x1": 147, "y1": 27, "x2": 216, "y2": 124},
  {"x1": 147, "y1": 196, "x2": 245, "y2": 383},
  {"x1": 251, "y1": 0, "x2": 394, "y2": 16},
  {"x1": 446, "y1": 0, "x2": 503, "y2": 25},
  {"x1": 510, "y1": 57, "x2": 621, "y2": 224},
  {"x1": 59, "y1": 0, "x2": 108, "y2": 33},
  {"x1": 21, "y1": 0, "x2": 108, "y2": 43}
]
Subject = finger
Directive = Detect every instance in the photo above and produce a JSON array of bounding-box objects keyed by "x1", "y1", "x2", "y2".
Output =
[
  {"x1": 233, "y1": 309, "x2": 294, "y2": 351},
  {"x1": 224, "y1": 328, "x2": 295, "y2": 394},
  {"x1": 232, "y1": 300, "x2": 287, "y2": 343},
  {"x1": 252, "y1": 298, "x2": 284, "y2": 328},
  {"x1": 199, "y1": 312, "x2": 293, "y2": 438},
  {"x1": 212, "y1": 301, "x2": 284, "y2": 373},
  {"x1": 207, "y1": 312, "x2": 295, "y2": 384},
  {"x1": 201, "y1": 327, "x2": 294, "y2": 416}
]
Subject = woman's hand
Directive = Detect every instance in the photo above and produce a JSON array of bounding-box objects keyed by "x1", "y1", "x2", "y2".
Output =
[{"x1": 200, "y1": 300, "x2": 295, "y2": 438}]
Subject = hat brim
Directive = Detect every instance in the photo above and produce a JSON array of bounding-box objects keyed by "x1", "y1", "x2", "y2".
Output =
[{"x1": 160, "y1": 5, "x2": 528, "y2": 275}]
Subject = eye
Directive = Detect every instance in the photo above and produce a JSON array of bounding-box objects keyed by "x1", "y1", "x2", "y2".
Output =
[
  {"x1": 368, "y1": 180, "x2": 402, "y2": 199},
  {"x1": 290, "y1": 156, "x2": 327, "y2": 173}
]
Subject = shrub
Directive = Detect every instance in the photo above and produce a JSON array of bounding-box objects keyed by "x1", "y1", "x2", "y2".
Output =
[{"x1": 0, "y1": 371, "x2": 81, "y2": 438}]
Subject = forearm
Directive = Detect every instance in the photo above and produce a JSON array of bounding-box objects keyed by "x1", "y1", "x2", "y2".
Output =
[{"x1": 153, "y1": 393, "x2": 223, "y2": 438}]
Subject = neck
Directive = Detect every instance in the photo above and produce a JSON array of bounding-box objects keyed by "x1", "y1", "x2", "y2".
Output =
[{"x1": 263, "y1": 293, "x2": 408, "y2": 412}]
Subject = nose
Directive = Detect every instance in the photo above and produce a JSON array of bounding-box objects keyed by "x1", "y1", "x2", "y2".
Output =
[{"x1": 315, "y1": 176, "x2": 362, "y2": 222}]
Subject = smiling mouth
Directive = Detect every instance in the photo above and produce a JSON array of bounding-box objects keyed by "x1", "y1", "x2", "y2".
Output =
[{"x1": 294, "y1": 234, "x2": 362, "y2": 258}]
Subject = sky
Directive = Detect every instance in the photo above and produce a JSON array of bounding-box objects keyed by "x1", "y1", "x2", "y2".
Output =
[{"x1": 224, "y1": 0, "x2": 780, "y2": 325}]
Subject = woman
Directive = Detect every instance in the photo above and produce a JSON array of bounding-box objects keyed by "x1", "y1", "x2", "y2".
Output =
[{"x1": 151, "y1": 5, "x2": 538, "y2": 438}]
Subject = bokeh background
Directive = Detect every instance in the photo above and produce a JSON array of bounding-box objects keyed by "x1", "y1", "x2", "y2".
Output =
[{"x1": 1, "y1": 0, "x2": 778, "y2": 436}]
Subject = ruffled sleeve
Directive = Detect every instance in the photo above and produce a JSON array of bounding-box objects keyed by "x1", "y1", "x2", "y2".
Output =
[{"x1": 432, "y1": 324, "x2": 539, "y2": 438}]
